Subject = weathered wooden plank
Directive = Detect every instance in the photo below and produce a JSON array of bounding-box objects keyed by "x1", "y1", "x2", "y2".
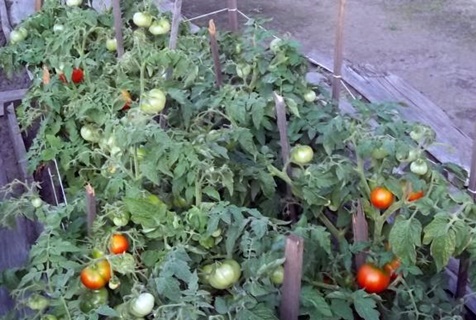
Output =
[
  {"x1": 0, "y1": 89, "x2": 28, "y2": 103},
  {"x1": 306, "y1": 51, "x2": 473, "y2": 172},
  {"x1": 6, "y1": 103, "x2": 32, "y2": 184}
]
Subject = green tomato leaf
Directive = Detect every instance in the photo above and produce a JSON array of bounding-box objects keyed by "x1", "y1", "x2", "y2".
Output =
[
  {"x1": 422, "y1": 214, "x2": 450, "y2": 244},
  {"x1": 352, "y1": 291, "x2": 380, "y2": 320},
  {"x1": 236, "y1": 303, "x2": 278, "y2": 320},
  {"x1": 330, "y1": 299, "x2": 354, "y2": 320},
  {"x1": 389, "y1": 216, "x2": 422, "y2": 264},
  {"x1": 96, "y1": 305, "x2": 117, "y2": 317},
  {"x1": 300, "y1": 285, "x2": 333, "y2": 317},
  {"x1": 430, "y1": 230, "x2": 456, "y2": 271}
]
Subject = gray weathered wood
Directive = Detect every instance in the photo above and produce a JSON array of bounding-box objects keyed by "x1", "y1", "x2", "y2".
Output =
[
  {"x1": 6, "y1": 104, "x2": 32, "y2": 184},
  {"x1": 0, "y1": 0, "x2": 11, "y2": 41},
  {"x1": 306, "y1": 51, "x2": 473, "y2": 173},
  {"x1": 279, "y1": 234, "x2": 304, "y2": 320},
  {"x1": 0, "y1": 89, "x2": 28, "y2": 103}
]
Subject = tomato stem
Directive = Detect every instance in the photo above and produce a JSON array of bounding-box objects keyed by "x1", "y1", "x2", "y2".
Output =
[
  {"x1": 304, "y1": 277, "x2": 340, "y2": 291},
  {"x1": 318, "y1": 212, "x2": 344, "y2": 243},
  {"x1": 373, "y1": 200, "x2": 402, "y2": 245},
  {"x1": 60, "y1": 295, "x2": 72, "y2": 320}
]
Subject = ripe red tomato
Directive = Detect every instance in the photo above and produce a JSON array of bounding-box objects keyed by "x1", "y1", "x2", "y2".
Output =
[
  {"x1": 370, "y1": 187, "x2": 394, "y2": 210},
  {"x1": 80, "y1": 259, "x2": 111, "y2": 290},
  {"x1": 356, "y1": 263, "x2": 390, "y2": 293},
  {"x1": 71, "y1": 68, "x2": 84, "y2": 83},
  {"x1": 384, "y1": 258, "x2": 401, "y2": 280},
  {"x1": 109, "y1": 234, "x2": 129, "y2": 254},
  {"x1": 407, "y1": 190, "x2": 424, "y2": 202}
]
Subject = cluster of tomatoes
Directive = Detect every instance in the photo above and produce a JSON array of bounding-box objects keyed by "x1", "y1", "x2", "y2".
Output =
[
  {"x1": 355, "y1": 183, "x2": 425, "y2": 294},
  {"x1": 78, "y1": 234, "x2": 128, "y2": 313}
]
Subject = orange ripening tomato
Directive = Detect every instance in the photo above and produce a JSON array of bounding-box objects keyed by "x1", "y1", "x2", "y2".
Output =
[
  {"x1": 121, "y1": 90, "x2": 132, "y2": 110},
  {"x1": 384, "y1": 258, "x2": 401, "y2": 280},
  {"x1": 80, "y1": 259, "x2": 111, "y2": 290},
  {"x1": 407, "y1": 190, "x2": 424, "y2": 202},
  {"x1": 109, "y1": 234, "x2": 129, "y2": 254},
  {"x1": 356, "y1": 263, "x2": 390, "y2": 294},
  {"x1": 370, "y1": 187, "x2": 394, "y2": 210}
]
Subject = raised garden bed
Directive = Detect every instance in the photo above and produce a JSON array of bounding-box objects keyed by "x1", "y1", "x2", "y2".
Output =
[{"x1": 0, "y1": 1, "x2": 475, "y2": 320}]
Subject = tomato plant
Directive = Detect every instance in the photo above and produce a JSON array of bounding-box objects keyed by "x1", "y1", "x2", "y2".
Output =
[
  {"x1": 80, "y1": 259, "x2": 111, "y2": 290},
  {"x1": 0, "y1": 2, "x2": 474, "y2": 319},
  {"x1": 357, "y1": 263, "x2": 390, "y2": 294},
  {"x1": 370, "y1": 187, "x2": 394, "y2": 210}
]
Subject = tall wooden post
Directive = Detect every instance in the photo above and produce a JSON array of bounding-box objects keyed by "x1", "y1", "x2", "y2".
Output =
[
  {"x1": 456, "y1": 124, "x2": 476, "y2": 302},
  {"x1": 112, "y1": 0, "x2": 125, "y2": 58},
  {"x1": 331, "y1": 0, "x2": 347, "y2": 103},
  {"x1": 279, "y1": 235, "x2": 304, "y2": 320},
  {"x1": 227, "y1": 0, "x2": 238, "y2": 32}
]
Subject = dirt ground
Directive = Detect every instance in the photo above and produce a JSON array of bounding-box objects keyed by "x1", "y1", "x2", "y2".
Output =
[{"x1": 181, "y1": 0, "x2": 476, "y2": 140}]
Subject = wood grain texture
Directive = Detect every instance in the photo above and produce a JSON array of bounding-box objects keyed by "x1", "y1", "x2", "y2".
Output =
[
  {"x1": 279, "y1": 234, "x2": 304, "y2": 320},
  {"x1": 0, "y1": 89, "x2": 28, "y2": 103},
  {"x1": 307, "y1": 51, "x2": 472, "y2": 172}
]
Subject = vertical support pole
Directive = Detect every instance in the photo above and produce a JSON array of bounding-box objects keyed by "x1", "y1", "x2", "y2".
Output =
[
  {"x1": 273, "y1": 92, "x2": 297, "y2": 221},
  {"x1": 331, "y1": 0, "x2": 347, "y2": 103},
  {"x1": 112, "y1": 0, "x2": 125, "y2": 58},
  {"x1": 0, "y1": 0, "x2": 12, "y2": 41},
  {"x1": 456, "y1": 124, "x2": 476, "y2": 304},
  {"x1": 168, "y1": 0, "x2": 183, "y2": 52},
  {"x1": 208, "y1": 20, "x2": 222, "y2": 88},
  {"x1": 227, "y1": 0, "x2": 238, "y2": 32},
  {"x1": 85, "y1": 184, "x2": 96, "y2": 236},
  {"x1": 35, "y1": 0, "x2": 42, "y2": 11},
  {"x1": 279, "y1": 235, "x2": 304, "y2": 320},
  {"x1": 353, "y1": 200, "x2": 368, "y2": 269}
]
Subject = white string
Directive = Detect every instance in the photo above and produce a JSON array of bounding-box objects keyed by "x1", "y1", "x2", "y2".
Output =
[{"x1": 183, "y1": 8, "x2": 228, "y2": 22}]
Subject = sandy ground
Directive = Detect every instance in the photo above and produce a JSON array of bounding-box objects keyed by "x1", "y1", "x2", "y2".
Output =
[{"x1": 181, "y1": 0, "x2": 476, "y2": 139}]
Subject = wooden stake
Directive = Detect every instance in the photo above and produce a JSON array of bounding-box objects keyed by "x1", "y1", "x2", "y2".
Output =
[
  {"x1": 273, "y1": 92, "x2": 296, "y2": 221},
  {"x1": 279, "y1": 234, "x2": 304, "y2": 320},
  {"x1": 227, "y1": 0, "x2": 238, "y2": 32},
  {"x1": 160, "y1": 0, "x2": 183, "y2": 129},
  {"x1": 85, "y1": 184, "x2": 96, "y2": 236},
  {"x1": 352, "y1": 199, "x2": 368, "y2": 269},
  {"x1": 455, "y1": 123, "x2": 476, "y2": 303},
  {"x1": 331, "y1": 0, "x2": 347, "y2": 103},
  {"x1": 112, "y1": 0, "x2": 125, "y2": 58},
  {"x1": 208, "y1": 20, "x2": 222, "y2": 88},
  {"x1": 0, "y1": 0, "x2": 12, "y2": 41},
  {"x1": 34, "y1": 0, "x2": 42, "y2": 11},
  {"x1": 168, "y1": 0, "x2": 183, "y2": 51}
]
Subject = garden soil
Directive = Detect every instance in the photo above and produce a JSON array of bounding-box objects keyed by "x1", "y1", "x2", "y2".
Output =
[{"x1": 181, "y1": 0, "x2": 476, "y2": 141}]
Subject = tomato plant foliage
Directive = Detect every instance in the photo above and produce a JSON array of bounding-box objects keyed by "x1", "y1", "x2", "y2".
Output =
[{"x1": 0, "y1": 1, "x2": 475, "y2": 319}]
